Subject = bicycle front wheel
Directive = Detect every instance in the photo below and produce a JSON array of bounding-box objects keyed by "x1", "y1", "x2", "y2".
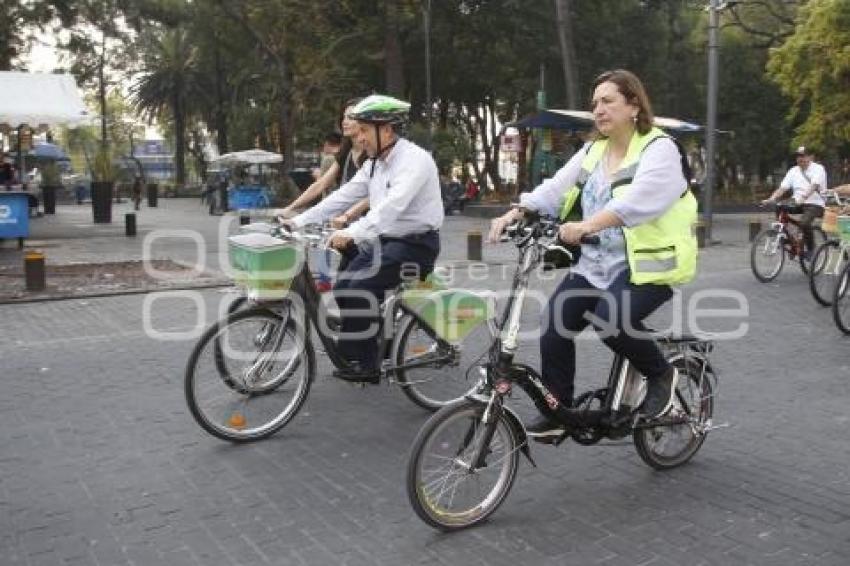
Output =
[
  {"x1": 832, "y1": 261, "x2": 850, "y2": 335},
  {"x1": 407, "y1": 400, "x2": 519, "y2": 531},
  {"x1": 809, "y1": 240, "x2": 845, "y2": 306},
  {"x1": 633, "y1": 356, "x2": 713, "y2": 470},
  {"x1": 392, "y1": 314, "x2": 488, "y2": 411},
  {"x1": 750, "y1": 228, "x2": 785, "y2": 282},
  {"x1": 185, "y1": 306, "x2": 314, "y2": 442}
]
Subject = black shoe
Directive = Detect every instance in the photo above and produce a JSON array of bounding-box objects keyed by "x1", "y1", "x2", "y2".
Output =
[
  {"x1": 525, "y1": 415, "x2": 566, "y2": 438},
  {"x1": 640, "y1": 367, "x2": 679, "y2": 418},
  {"x1": 332, "y1": 365, "x2": 380, "y2": 384}
]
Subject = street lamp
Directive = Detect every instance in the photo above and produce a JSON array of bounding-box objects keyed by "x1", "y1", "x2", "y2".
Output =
[{"x1": 704, "y1": 0, "x2": 739, "y2": 242}]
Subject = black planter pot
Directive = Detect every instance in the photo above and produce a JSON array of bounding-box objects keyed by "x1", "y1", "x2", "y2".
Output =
[
  {"x1": 91, "y1": 181, "x2": 114, "y2": 223},
  {"x1": 146, "y1": 183, "x2": 158, "y2": 207},
  {"x1": 41, "y1": 184, "x2": 59, "y2": 214}
]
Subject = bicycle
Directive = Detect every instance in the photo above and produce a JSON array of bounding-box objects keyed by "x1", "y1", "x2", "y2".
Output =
[
  {"x1": 750, "y1": 202, "x2": 826, "y2": 283},
  {"x1": 830, "y1": 212, "x2": 850, "y2": 334},
  {"x1": 405, "y1": 214, "x2": 719, "y2": 530},
  {"x1": 184, "y1": 223, "x2": 495, "y2": 442},
  {"x1": 808, "y1": 190, "x2": 850, "y2": 306}
]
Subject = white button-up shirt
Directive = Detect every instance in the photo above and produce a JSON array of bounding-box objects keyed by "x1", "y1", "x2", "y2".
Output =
[
  {"x1": 292, "y1": 138, "x2": 444, "y2": 241},
  {"x1": 780, "y1": 162, "x2": 827, "y2": 206}
]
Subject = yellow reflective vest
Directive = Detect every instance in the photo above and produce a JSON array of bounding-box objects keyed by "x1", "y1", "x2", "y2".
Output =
[{"x1": 559, "y1": 127, "x2": 698, "y2": 286}]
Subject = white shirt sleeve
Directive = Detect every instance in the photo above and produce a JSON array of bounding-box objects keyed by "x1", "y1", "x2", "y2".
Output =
[
  {"x1": 605, "y1": 138, "x2": 688, "y2": 227},
  {"x1": 292, "y1": 166, "x2": 370, "y2": 227},
  {"x1": 344, "y1": 155, "x2": 434, "y2": 241},
  {"x1": 518, "y1": 146, "x2": 587, "y2": 217}
]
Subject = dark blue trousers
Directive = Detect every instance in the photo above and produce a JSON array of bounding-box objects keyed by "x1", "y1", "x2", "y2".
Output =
[
  {"x1": 333, "y1": 232, "x2": 439, "y2": 369},
  {"x1": 540, "y1": 270, "x2": 673, "y2": 405}
]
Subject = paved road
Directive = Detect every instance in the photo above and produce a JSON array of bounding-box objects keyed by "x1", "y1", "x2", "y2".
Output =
[{"x1": 1, "y1": 204, "x2": 849, "y2": 565}]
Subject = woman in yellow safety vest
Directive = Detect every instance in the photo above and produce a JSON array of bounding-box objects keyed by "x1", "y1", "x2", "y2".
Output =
[{"x1": 488, "y1": 69, "x2": 698, "y2": 438}]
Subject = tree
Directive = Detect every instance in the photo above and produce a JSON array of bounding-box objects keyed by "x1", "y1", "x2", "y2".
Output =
[
  {"x1": 130, "y1": 26, "x2": 202, "y2": 187},
  {"x1": 767, "y1": 0, "x2": 850, "y2": 156},
  {"x1": 554, "y1": 0, "x2": 579, "y2": 108},
  {"x1": 0, "y1": 1, "x2": 73, "y2": 70}
]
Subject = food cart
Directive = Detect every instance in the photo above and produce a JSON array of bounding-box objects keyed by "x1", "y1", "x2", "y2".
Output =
[{"x1": 212, "y1": 149, "x2": 283, "y2": 211}]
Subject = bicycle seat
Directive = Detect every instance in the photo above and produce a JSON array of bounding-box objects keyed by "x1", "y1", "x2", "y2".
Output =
[{"x1": 776, "y1": 202, "x2": 804, "y2": 214}]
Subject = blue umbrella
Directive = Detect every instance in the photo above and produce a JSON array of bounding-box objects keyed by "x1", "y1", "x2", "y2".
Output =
[{"x1": 30, "y1": 141, "x2": 68, "y2": 161}]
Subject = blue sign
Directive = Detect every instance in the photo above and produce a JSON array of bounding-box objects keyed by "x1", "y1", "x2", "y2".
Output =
[
  {"x1": 0, "y1": 193, "x2": 30, "y2": 239},
  {"x1": 137, "y1": 140, "x2": 169, "y2": 156}
]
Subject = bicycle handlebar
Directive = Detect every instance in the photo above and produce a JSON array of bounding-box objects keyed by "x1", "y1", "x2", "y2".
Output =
[{"x1": 502, "y1": 214, "x2": 601, "y2": 247}]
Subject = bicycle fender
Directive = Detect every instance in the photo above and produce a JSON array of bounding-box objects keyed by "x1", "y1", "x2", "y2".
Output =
[
  {"x1": 466, "y1": 393, "x2": 536, "y2": 468},
  {"x1": 501, "y1": 405, "x2": 537, "y2": 468}
]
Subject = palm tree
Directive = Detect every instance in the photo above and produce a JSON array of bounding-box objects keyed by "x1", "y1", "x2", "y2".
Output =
[{"x1": 130, "y1": 27, "x2": 203, "y2": 187}]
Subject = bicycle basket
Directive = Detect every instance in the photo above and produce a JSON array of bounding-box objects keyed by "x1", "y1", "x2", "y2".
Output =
[
  {"x1": 838, "y1": 215, "x2": 850, "y2": 243},
  {"x1": 227, "y1": 232, "x2": 305, "y2": 299},
  {"x1": 823, "y1": 207, "x2": 840, "y2": 234}
]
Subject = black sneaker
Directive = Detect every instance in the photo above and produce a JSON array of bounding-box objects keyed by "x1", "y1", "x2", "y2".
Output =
[
  {"x1": 332, "y1": 365, "x2": 380, "y2": 384},
  {"x1": 640, "y1": 366, "x2": 679, "y2": 418},
  {"x1": 525, "y1": 415, "x2": 566, "y2": 438}
]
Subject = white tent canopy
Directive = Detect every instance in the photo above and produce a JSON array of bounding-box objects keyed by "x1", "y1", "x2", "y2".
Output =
[
  {"x1": 0, "y1": 72, "x2": 91, "y2": 129},
  {"x1": 213, "y1": 149, "x2": 283, "y2": 166}
]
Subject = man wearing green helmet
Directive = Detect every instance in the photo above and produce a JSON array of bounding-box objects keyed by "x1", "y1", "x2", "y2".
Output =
[{"x1": 287, "y1": 94, "x2": 444, "y2": 382}]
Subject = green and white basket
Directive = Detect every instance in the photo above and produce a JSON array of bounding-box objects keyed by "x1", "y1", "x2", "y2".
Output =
[
  {"x1": 838, "y1": 216, "x2": 850, "y2": 243},
  {"x1": 228, "y1": 232, "x2": 305, "y2": 299}
]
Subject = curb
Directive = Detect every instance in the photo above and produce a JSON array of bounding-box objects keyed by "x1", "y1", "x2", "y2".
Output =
[{"x1": 0, "y1": 281, "x2": 233, "y2": 306}]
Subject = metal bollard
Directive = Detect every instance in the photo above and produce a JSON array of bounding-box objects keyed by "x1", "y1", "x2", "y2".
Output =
[
  {"x1": 125, "y1": 213, "x2": 137, "y2": 237},
  {"x1": 467, "y1": 230, "x2": 482, "y2": 261},
  {"x1": 239, "y1": 215, "x2": 250, "y2": 226},
  {"x1": 24, "y1": 251, "x2": 46, "y2": 292},
  {"x1": 748, "y1": 217, "x2": 762, "y2": 241},
  {"x1": 696, "y1": 220, "x2": 707, "y2": 249}
]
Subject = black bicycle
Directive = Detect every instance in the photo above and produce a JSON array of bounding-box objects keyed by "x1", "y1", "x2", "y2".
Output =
[{"x1": 405, "y1": 214, "x2": 719, "y2": 530}]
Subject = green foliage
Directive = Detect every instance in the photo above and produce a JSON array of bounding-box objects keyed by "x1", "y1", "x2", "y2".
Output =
[
  {"x1": 408, "y1": 123, "x2": 471, "y2": 175},
  {"x1": 767, "y1": 0, "x2": 850, "y2": 156},
  {"x1": 7, "y1": 0, "x2": 825, "y2": 198},
  {"x1": 91, "y1": 147, "x2": 115, "y2": 182}
]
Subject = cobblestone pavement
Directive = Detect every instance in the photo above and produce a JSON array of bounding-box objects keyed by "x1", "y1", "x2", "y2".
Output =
[{"x1": 1, "y1": 202, "x2": 849, "y2": 565}]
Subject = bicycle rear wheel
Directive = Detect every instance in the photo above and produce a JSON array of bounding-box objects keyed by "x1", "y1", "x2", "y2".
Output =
[
  {"x1": 832, "y1": 261, "x2": 850, "y2": 335},
  {"x1": 809, "y1": 240, "x2": 845, "y2": 306},
  {"x1": 750, "y1": 228, "x2": 785, "y2": 282},
  {"x1": 799, "y1": 227, "x2": 827, "y2": 275},
  {"x1": 392, "y1": 314, "x2": 488, "y2": 411},
  {"x1": 185, "y1": 306, "x2": 314, "y2": 442},
  {"x1": 407, "y1": 400, "x2": 519, "y2": 531},
  {"x1": 633, "y1": 356, "x2": 713, "y2": 470}
]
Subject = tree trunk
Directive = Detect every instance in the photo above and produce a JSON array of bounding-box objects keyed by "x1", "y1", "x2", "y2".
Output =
[
  {"x1": 213, "y1": 40, "x2": 229, "y2": 154},
  {"x1": 461, "y1": 110, "x2": 485, "y2": 191},
  {"x1": 486, "y1": 99, "x2": 502, "y2": 192},
  {"x1": 554, "y1": 0, "x2": 579, "y2": 108},
  {"x1": 98, "y1": 30, "x2": 107, "y2": 155},
  {"x1": 173, "y1": 90, "x2": 186, "y2": 187},
  {"x1": 279, "y1": 62, "x2": 295, "y2": 174},
  {"x1": 384, "y1": 2, "x2": 405, "y2": 96}
]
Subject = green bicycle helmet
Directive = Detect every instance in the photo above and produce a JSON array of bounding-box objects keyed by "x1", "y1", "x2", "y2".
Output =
[{"x1": 347, "y1": 94, "x2": 410, "y2": 125}]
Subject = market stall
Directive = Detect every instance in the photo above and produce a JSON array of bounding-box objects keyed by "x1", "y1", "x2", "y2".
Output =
[
  {"x1": 0, "y1": 72, "x2": 90, "y2": 244},
  {"x1": 212, "y1": 149, "x2": 283, "y2": 211}
]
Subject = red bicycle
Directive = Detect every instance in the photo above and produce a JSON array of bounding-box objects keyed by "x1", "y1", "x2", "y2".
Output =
[{"x1": 750, "y1": 202, "x2": 826, "y2": 283}]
